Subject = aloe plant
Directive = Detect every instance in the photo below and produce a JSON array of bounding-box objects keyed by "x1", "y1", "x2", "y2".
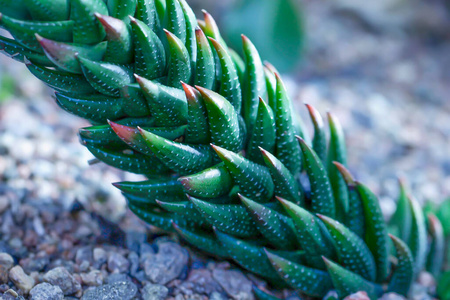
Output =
[{"x1": 0, "y1": 0, "x2": 447, "y2": 298}]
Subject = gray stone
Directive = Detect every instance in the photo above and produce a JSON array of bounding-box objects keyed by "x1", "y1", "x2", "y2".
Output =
[
  {"x1": 80, "y1": 270, "x2": 103, "y2": 287},
  {"x1": 8, "y1": 266, "x2": 35, "y2": 294},
  {"x1": 81, "y1": 281, "x2": 138, "y2": 300},
  {"x1": 75, "y1": 246, "x2": 93, "y2": 265},
  {"x1": 128, "y1": 252, "x2": 139, "y2": 276},
  {"x1": 107, "y1": 253, "x2": 129, "y2": 273},
  {"x1": 144, "y1": 242, "x2": 188, "y2": 285},
  {"x1": 93, "y1": 248, "x2": 107, "y2": 263},
  {"x1": 141, "y1": 283, "x2": 169, "y2": 300},
  {"x1": 181, "y1": 269, "x2": 222, "y2": 295},
  {"x1": 43, "y1": 267, "x2": 81, "y2": 295},
  {"x1": 126, "y1": 231, "x2": 147, "y2": 253},
  {"x1": 212, "y1": 269, "x2": 253, "y2": 300},
  {"x1": 0, "y1": 253, "x2": 14, "y2": 270},
  {"x1": 29, "y1": 283, "x2": 64, "y2": 300},
  {"x1": 22, "y1": 257, "x2": 49, "y2": 273},
  {"x1": 0, "y1": 196, "x2": 10, "y2": 214},
  {"x1": 2, "y1": 289, "x2": 26, "y2": 300}
]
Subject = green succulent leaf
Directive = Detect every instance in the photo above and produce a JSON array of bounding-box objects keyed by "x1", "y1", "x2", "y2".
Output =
[
  {"x1": 128, "y1": 204, "x2": 188, "y2": 232},
  {"x1": 297, "y1": 137, "x2": 335, "y2": 218},
  {"x1": 306, "y1": 104, "x2": 326, "y2": 164},
  {"x1": 182, "y1": 83, "x2": 210, "y2": 144},
  {"x1": 274, "y1": 74, "x2": 302, "y2": 175},
  {"x1": 356, "y1": 182, "x2": 390, "y2": 283},
  {"x1": 96, "y1": 14, "x2": 133, "y2": 64},
  {"x1": 22, "y1": 0, "x2": 69, "y2": 21},
  {"x1": 241, "y1": 35, "x2": 266, "y2": 134},
  {"x1": 55, "y1": 93, "x2": 125, "y2": 123},
  {"x1": 0, "y1": 14, "x2": 73, "y2": 52},
  {"x1": 107, "y1": 0, "x2": 136, "y2": 22},
  {"x1": 327, "y1": 112, "x2": 349, "y2": 222},
  {"x1": 278, "y1": 198, "x2": 335, "y2": 269},
  {"x1": 260, "y1": 148, "x2": 304, "y2": 205},
  {"x1": 333, "y1": 162, "x2": 365, "y2": 237},
  {"x1": 136, "y1": 75, "x2": 188, "y2": 126},
  {"x1": 78, "y1": 58, "x2": 133, "y2": 97},
  {"x1": 139, "y1": 128, "x2": 213, "y2": 175},
  {"x1": 190, "y1": 197, "x2": 258, "y2": 238},
  {"x1": 388, "y1": 234, "x2": 414, "y2": 296},
  {"x1": 209, "y1": 37, "x2": 242, "y2": 112},
  {"x1": 37, "y1": 36, "x2": 107, "y2": 74},
  {"x1": 200, "y1": 10, "x2": 227, "y2": 47},
  {"x1": 437, "y1": 271, "x2": 450, "y2": 300},
  {"x1": 240, "y1": 195, "x2": 298, "y2": 250},
  {"x1": 212, "y1": 145, "x2": 274, "y2": 203},
  {"x1": 109, "y1": 121, "x2": 186, "y2": 155},
  {"x1": 120, "y1": 84, "x2": 151, "y2": 117},
  {"x1": 324, "y1": 257, "x2": 383, "y2": 300},
  {"x1": 246, "y1": 98, "x2": 276, "y2": 165},
  {"x1": 229, "y1": 48, "x2": 246, "y2": 88},
  {"x1": 194, "y1": 28, "x2": 216, "y2": 90},
  {"x1": 156, "y1": 200, "x2": 206, "y2": 226},
  {"x1": 426, "y1": 213, "x2": 445, "y2": 278},
  {"x1": 407, "y1": 195, "x2": 427, "y2": 277},
  {"x1": 70, "y1": 0, "x2": 108, "y2": 44},
  {"x1": 389, "y1": 179, "x2": 412, "y2": 243},
  {"x1": 178, "y1": 163, "x2": 233, "y2": 198},
  {"x1": 130, "y1": 16, "x2": 166, "y2": 79},
  {"x1": 215, "y1": 230, "x2": 281, "y2": 282},
  {"x1": 79, "y1": 118, "x2": 155, "y2": 147},
  {"x1": 318, "y1": 214, "x2": 376, "y2": 281},
  {"x1": 178, "y1": 0, "x2": 197, "y2": 69},
  {"x1": 26, "y1": 62, "x2": 96, "y2": 94},
  {"x1": 86, "y1": 144, "x2": 168, "y2": 175},
  {"x1": 0, "y1": 36, "x2": 52, "y2": 66},
  {"x1": 197, "y1": 87, "x2": 242, "y2": 152},
  {"x1": 164, "y1": 0, "x2": 186, "y2": 44},
  {"x1": 113, "y1": 177, "x2": 185, "y2": 204},
  {"x1": 165, "y1": 29, "x2": 191, "y2": 88},
  {"x1": 253, "y1": 286, "x2": 281, "y2": 300},
  {"x1": 173, "y1": 224, "x2": 229, "y2": 258},
  {"x1": 266, "y1": 250, "x2": 332, "y2": 298}
]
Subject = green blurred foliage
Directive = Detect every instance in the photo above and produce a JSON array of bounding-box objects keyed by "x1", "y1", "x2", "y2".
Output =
[
  {"x1": 438, "y1": 270, "x2": 450, "y2": 300},
  {"x1": 0, "y1": 74, "x2": 16, "y2": 103},
  {"x1": 222, "y1": 0, "x2": 304, "y2": 73}
]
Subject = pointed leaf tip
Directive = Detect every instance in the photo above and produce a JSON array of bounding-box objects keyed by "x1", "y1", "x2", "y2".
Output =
[{"x1": 333, "y1": 161, "x2": 355, "y2": 185}]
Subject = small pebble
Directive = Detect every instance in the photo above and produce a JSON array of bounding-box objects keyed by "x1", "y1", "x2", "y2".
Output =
[
  {"x1": 43, "y1": 267, "x2": 81, "y2": 295},
  {"x1": 81, "y1": 281, "x2": 137, "y2": 300},
  {"x1": 141, "y1": 283, "x2": 169, "y2": 300},
  {"x1": 107, "y1": 252, "x2": 130, "y2": 273},
  {"x1": 0, "y1": 196, "x2": 10, "y2": 214},
  {"x1": 212, "y1": 269, "x2": 253, "y2": 300},
  {"x1": 29, "y1": 283, "x2": 64, "y2": 300},
  {"x1": 9, "y1": 266, "x2": 35, "y2": 294},
  {"x1": 0, "y1": 253, "x2": 14, "y2": 283},
  {"x1": 144, "y1": 242, "x2": 188, "y2": 285},
  {"x1": 80, "y1": 270, "x2": 103, "y2": 287}
]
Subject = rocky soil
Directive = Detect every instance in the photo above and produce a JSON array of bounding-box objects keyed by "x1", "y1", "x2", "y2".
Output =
[{"x1": 0, "y1": 1, "x2": 449, "y2": 299}]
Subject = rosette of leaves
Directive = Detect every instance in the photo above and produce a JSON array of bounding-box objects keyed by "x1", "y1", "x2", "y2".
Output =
[{"x1": 0, "y1": 0, "x2": 447, "y2": 299}]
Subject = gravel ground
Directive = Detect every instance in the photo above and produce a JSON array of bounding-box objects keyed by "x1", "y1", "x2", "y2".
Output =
[{"x1": 0, "y1": 1, "x2": 449, "y2": 299}]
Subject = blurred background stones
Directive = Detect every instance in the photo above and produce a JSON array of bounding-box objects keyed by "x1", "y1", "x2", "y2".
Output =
[{"x1": 0, "y1": 0, "x2": 449, "y2": 298}]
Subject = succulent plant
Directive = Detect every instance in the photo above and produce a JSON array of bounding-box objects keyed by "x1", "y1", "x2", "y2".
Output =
[{"x1": 0, "y1": 0, "x2": 447, "y2": 299}]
